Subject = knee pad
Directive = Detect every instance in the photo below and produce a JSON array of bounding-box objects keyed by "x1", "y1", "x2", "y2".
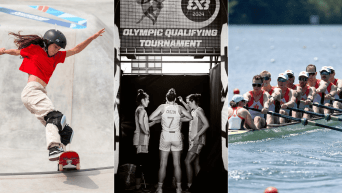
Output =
[
  {"x1": 59, "y1": 124, "x2": 74, "y2": 146},
  {"x1": 44, "y1": 110, "x2": 66, "y2": 131}
]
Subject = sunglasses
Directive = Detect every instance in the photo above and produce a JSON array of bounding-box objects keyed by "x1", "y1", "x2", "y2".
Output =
[
  {"x1": 278, "y1": 78, "x2": 287, "y2": 82},
  {"x1": 262, "y1": 76, "x2": 270, "y2": 81},
  {"x1": 252, "y1": 83, "x2": 262, "y2": 87},
  {"x1": 287, "y1": 74, "x2": 294, "y2": 79},
  {"x1": 299, "y1": 77, "x2": 308, "y2": 81},
  {"x1": 320, "y1": 71, "x2": 330, "y2": 75},
  {"x1": 308, "y1": 72, "x2": 315, "y2": 76}
]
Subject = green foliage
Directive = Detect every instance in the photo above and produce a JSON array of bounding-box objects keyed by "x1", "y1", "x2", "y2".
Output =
[{"x1": 229, "y1": 0, "x2": 342, "y2": 24}]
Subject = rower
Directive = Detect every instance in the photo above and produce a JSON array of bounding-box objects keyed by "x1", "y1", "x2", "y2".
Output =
[
  {"x1": 295, "y1": 71, "x2": 315, "y2": 119},
  {"x1": 276, "y1": 73, "x2": 296, "y2": 124},
  {"x1": 313, "y1": 66, "x2": 337, "y2": 114},
  {"x1": 327, "y1": 66, "x2": 342, "y2": 110},
  {"x1": 306, "y1": 64, "x2": 329, "y2": 114},
  {"x1": 243, "y1": 75, "x2": 270, "y2": 129},
  {"x1": 285, "y1": 69, "x2": 301, "y2": 118},
  {"x1": 260, "y1": 71, "x2": 279, "y2": 126},
  {"x1": 285, "y1": 70, "x2": 297, "y2": 90},
  {"x1": 228, "y1": 95, "x2": 258, "y2": 130}
]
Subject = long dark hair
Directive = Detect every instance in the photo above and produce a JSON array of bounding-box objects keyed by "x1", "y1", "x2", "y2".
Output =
[
  {"x1": 136, "y1": 89, "x2": 149, "y2": 105},
  {"x1": 166, "y1": 88, "x2": 176, "y2": 102},
  {"x1": 189, "y1": 93, "x2": 201, "y2": 106},
  {"x1": 9, "y1": 32, "x2": 46, "y2": 50}
]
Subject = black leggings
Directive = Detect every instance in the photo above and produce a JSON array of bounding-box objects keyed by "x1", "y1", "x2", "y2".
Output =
[{"x1": 135, "y1": 153, "x2": 149, "y2": 178}]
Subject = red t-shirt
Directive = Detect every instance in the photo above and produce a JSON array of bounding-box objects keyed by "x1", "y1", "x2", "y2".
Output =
[{"x1": 19, "y1": 44, "x2": 66, "y2": 84}]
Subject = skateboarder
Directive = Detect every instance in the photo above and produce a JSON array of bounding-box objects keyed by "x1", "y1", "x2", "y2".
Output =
[{"x1": 0, "y1": 28, "x2": 105, "y2": 161}]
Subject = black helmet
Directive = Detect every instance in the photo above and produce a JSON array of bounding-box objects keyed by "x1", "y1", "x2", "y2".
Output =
[{"x1": 43, "y1": 29, "x2": 67, "y2": 49}]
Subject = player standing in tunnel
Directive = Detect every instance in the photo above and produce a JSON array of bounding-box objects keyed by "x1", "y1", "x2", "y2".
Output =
[{"x1": 149, "y1": 88, "x2": 193, "y2": 193}]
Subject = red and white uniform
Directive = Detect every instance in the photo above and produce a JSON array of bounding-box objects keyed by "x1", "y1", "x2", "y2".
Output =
[
  {"x1": 280, "y1": 88, "x2": 292, "y2": 114},
  {"x1": 247, "y1": 91, "x2": 265, "y2": 119},
  {"x1": 314, "y1": 82, "x2": 334, "y2": 104},
  {"x1": 332, "y1": 78, "x2": 339, "y2": 99},
  {"x1": 296, "y1": 84, "x2": 311, "y2": 109},
  {"x1": 332, "y1": 78, "x2": 338, "y2": 86},
  {"x1": 228, "y1": 107, "x2": 245, "y2": 130},
  {"x1": 263, "y1": 86, "x2": 276, "y2": 112},
  {"x1": 289, "y1": 84, "x2": 297, "y2": 90}
]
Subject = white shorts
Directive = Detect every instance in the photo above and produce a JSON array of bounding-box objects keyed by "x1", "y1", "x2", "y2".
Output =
[{"x1": 159, "y1": 131, "x2": 183, "y2": 151}]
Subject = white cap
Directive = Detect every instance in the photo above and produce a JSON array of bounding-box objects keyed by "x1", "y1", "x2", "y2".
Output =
[
  {"x1": 327, "y1": 66, "x2": 334, "y2": 71},
  {"x1": 285, "y1": 70, "x2": 294, "y2": 76},
  {"x1": 232, "y1": 95, "x2": 245, "y2": 103},
  {"x1": 298, "y1": 71, "x2": 309, "y2": 78},
  {"x1": 278, "y1": 73, "x2": 288, "y2": 80},
  {"x1": 319, "y1": 66, "x2": 331, "y2": 73}
]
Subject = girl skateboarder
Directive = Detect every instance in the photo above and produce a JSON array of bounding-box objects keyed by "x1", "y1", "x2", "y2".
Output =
[{"x1": 0, "y1": 28, "x2": 105, "y2": 161}]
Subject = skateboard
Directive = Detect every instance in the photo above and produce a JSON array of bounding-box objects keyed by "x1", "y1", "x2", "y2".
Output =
[{"x1": 58, "y1": 151, "x2": 80, "y2": 171}]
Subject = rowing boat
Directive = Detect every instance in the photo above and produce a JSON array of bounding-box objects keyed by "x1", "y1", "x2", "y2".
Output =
[{"x1": 228, "y1": 113, "x2": 342, "y2": 143}]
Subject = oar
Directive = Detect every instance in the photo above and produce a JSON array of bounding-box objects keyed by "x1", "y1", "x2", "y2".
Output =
[
  {"x1": 287, "y1": 107, "x2": 342, "y2": 122},
  {"x1": 332, "y1": 98, "x2": 342, "y2": 103},
  {"x1": 311, "y1": 102, "x2": 342, "y2": 113},
  {"x1": 245, "y1": 107, "x2": 342, "y2": 132}
]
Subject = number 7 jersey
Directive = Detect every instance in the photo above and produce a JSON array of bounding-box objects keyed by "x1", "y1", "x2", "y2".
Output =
[{"x1": 161, "y1": 104, "x2": 181, "y2": 132}]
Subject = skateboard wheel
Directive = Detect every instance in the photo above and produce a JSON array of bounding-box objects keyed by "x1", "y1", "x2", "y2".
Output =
[
  {"x1": 76, "y1": 163, "x2": 80, "y2": 170},
  {"x1": 59, "y1": 164, "x2": 64, "y2": 171}
]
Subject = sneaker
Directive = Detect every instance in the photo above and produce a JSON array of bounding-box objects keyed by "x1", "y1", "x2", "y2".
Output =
[
  {"x1": 49, "y1": 146, "x2": 64, "y2": 161},
  {"x1": 183, "y1": 188, "x2": 191, "y2": 193},
  {"x1": 176, "y1": 188, "x2": 182, "y2": 193},
  {"x1": 154, "y1": 187, "x2": 162, "y2": 193}
]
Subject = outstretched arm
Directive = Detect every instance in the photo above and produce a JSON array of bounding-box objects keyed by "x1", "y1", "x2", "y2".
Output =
[
  {"x1": 0, "y1": 48, "x2": 20, "y2": 56},
  {"x1": 180, "y1": 117, "x2": 192, "y2": 122},
  {"x1": 66, "y1": 28, "x2": 105, "y2": 58},
  {"x1": 180, "y1": 106, "x2": 192, "y2": 120},
  {"x1": 149, "y1": 105, "x2": 163, "y2": 121},
  {"x1": 149, "y1": 116, "x2": 161, "y2": 127},
  {"x1": 177, "y1": 96, "x2": 191, "y2": 112}
]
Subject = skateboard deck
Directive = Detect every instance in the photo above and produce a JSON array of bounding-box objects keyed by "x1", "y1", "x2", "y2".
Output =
[{"x1": 58, "y1": 151, "x2": 80, "y2": 171}]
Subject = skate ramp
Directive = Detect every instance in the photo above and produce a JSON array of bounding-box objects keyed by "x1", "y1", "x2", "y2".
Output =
[
  {"x1": 0, "y1": 167, "x2": 114, "y2": 193},
  {"x1": 0, "y1": 1, "x2": 114, "y2": 176}
]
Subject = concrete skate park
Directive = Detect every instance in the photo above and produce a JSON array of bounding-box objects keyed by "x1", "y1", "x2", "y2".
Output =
[{"x1": 0, "y1": 0, "x2": 114, "y2": 192}]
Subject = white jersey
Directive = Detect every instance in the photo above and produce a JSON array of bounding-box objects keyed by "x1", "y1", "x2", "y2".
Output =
[
  {"x1": 247, "y1": 91, "x2": 265, "y2": 119},
  {"x1": 133, "y1": 106, "x2": 149, "y2": 146},
  {"x1": 161, "y1": 104, "x2": 181, "y2": 132},
  {"x1": 313, "y1": 82, "x2": 334, "y2": 104},
  {"x1": 189, "y1": 107, "x2": 206, "y2": 145},
  {"x1": 228, "y1": 107, "x2": 245, "y2": 130}
]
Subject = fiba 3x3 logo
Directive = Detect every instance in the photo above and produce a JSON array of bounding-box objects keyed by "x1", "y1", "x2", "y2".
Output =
[{"x1": 182, "y1": 0, "x2": 217, "y2": 22}]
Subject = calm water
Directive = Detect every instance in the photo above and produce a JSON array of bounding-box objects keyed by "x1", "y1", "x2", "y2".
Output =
[{"x1": 228, "y1": 25, "x2": 342, "y2": 192}]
